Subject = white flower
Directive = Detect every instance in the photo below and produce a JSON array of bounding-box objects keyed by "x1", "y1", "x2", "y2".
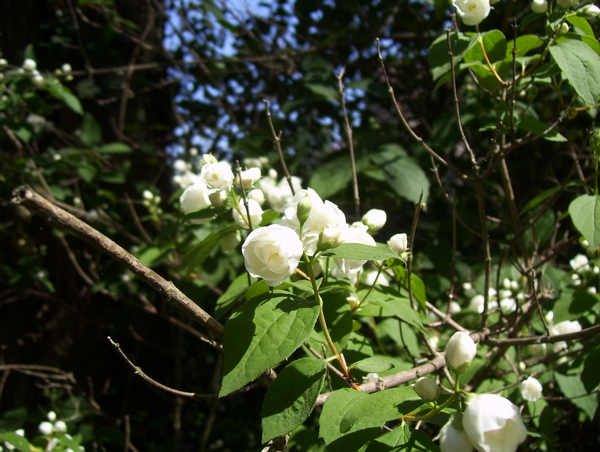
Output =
[
  {"x1": 242, "y1": 225, "x2": 303, "y2": 287},
  {"x1": 201, "y1": 161, "x2": 234, "y2": 190},
  {"x1": 570, "y1": 254, "x2": 590, "y2": 273},
  {"x1": 414, "y1": 377, "x2": 440, "y2": 402},
  {"x1": 281, "y1": 188, "x2": 347, "y2": 254},
  {"x1": 22, "y1": 58, "x2": 36, "y2": 70},
  {"x1": 331, "y1": 265, "x2": 360, "y2": 285},
  {"x1": 469, "y1": 294, "x2": 498, "y2": 313},
  {"x1": 449, "y1": 301, "x2": 462, "y2": 314},
  {"x1": 173, "y1": 159, "x2": 188, "y2": 173},
  {"x1": 362, "y1": 209, "x2": 387, "y2": 233},
  {"x1": 528, "y1": 343, "x2": 546, "y2": 355},
  {"x1": 61, "y1": 63, "x2": 72, "y2": 73},
  {"x1": 500, "y1": 297, "x2": 517, "y2": 314},
  {"x1": 237, "y1": 167, "x2": 261, "y2": 189},
  {"x1": 179, "y1": 181, "x2": 212, "y2": 224},
  {"x1": 452, "y1": 0, "x2": 491, "y2": 26},
  {"x1": 39, "y1": 421, "x2": 54, "y2": 435},
  {"x1": 551, "y1": 319, "x2": 582, "y2": 336},
  {"x1": 142, "y1": 190, "x2": 154, "y2": 201},
  {"x1": 0, "y1": 58, "x2": 7, "y2": 68},
  {"x1": 520, "y1": 377, "x2": 543, "y2": 402},
  {"x1": 47, "y1": 411, "x2": 57, "y2": 422},
  {"x1": 233, "y1": 199, "x2": 263, "y2": 229},
  {"x1": 463, "y1": 394, "x2": 528, "y2": 452},
  {"x1": 334, "y1": 224, "x2": 376, "y2": 274},
  {"x1": 387, "y1": 233, "x2": 408, "y2": 255},
  {"x1": 531, "y1": 0, "x2": 548, "y2": 14},
  {"x1": 440, "y1": 418, "x2": 474, "y2": 452},
  {"x1": 445, "y1": 331, "x2": 477, "y2": 373},
  {"x1": 53, "y1": 421, "x2": 67, "y2": 433}
]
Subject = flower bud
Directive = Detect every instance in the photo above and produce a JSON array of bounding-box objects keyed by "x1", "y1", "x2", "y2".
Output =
[
  {"x1": 296, "y1": 194, "x2": 312, "y2": 228},
  {"x1": 237, "y1": 167, "x2": 261, "y2": 189},
  {"x1": 531, "y1": 0, "x2": 548, "y2": 14},
  {"x1": 317, "y1": 226, "x2": 344, "y2": 251},
  {"x1": 47, "y1": 411, "x2": 57, "y2": 422},
  {"x1": 247, "y1": 188, "x2": 266, "y2": 205},
  {"x1": 557, "y1": 22, "x2": 570, "y2": 35},
  {"x1": 361, "y1": 209, "x2": 387, "y2": 234},
  {"x1": 233, "y1": 199, "x2": 263, "y2": 229},
  {"x1": 199, "y1": 153, "x2": 218, "y2": 166},
  {"x1": 53, "y1": 421, "x2": 67, "y2": 433},
  {"x1": 578, "y1": 4, "x2": 600, "y2": 18},
  {"x1": 558, "y1": 0, "x2": 575, "y2": 8},
  {"x1": 414, "y1": 377, "x2": 440, "y2": 402},
  {"x1": 387, "y1": 233, "x2": 408, "y2": 255},
  {"x1": 22, "y1": 58, "x2": 36, "y2": 71},
  {"x1": 445, "y1": 331, "x2": 477, "y2": 374},
  {"x1": 221, "y1": 231, "x2": 241, "y2": 251},
  {"x1": 39, "y1": 421, "x2": 54, "y2": 435},
  {"x1": 209, "y1": 189, "x2": 227, "y2": 207}
]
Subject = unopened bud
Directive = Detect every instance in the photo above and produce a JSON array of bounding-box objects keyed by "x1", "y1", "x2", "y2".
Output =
[{"x1": 296, "y1": 194, "x2": 312, "y2": 227}]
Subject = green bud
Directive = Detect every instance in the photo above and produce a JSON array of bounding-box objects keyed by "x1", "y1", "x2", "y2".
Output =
[{"x1": 296, "y1": 194, "x2": 312, "y2": 227}]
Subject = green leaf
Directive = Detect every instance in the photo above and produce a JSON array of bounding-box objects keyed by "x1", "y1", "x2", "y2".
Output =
[
  {"x1": 0, "y1": 432, "x2": 32, "y2": 452},
  {"x1": 260, "y1": 209, "x2": 280, "y2": 225},
  {"x1": 181, "y1": 206, "x2": 228, "y2": 223},
  {"x1": 310, "y1": 291, "x2": 353, "y2": 352},
  {"x1": 0, "y1": 407, "x2": 27, "y2": 432},
  {"x1": 180, "y1": 226, "x2": 235, "y2": 272},
  {"x1": 555, "y1": 364, "x2": 598, "y2": 420},
  {"x1": 80, "y1": 113, "x2": 102, "y2": 147},
  {"x1": 220, "y1": 292, "x2": 319, "y2": 396},
  {"x1": 261, "y1": 358, "x2": 327, "y2": 442},
  {"x1": 549, "y1": 39, "x2": 600, "y2": 106},
  {"x1": 214, "y1": 273, "x2": 250, "y2": 320},
  {"x1": 97, "y1": 142, "x2": 132, "y2": 154},
  {"x1": 464, "y1": 30, "x2": 507, "y2": 65},
  {"x1": 46, "y1": 79, "x2": 83, "y2": 115},
  {"x1": 339, "y1": 386, "x2": 421, "y2": 433},
  {"x1": 309, "y1": 154, "x2": 368, "y2": 199},
  {"x1": 428, "y1": 32, "x2": 478, "y2": 81},
  {"x1": 517, "y1": 117, "x2": 567, "y2": 142},
  {"x1": 371, "y1": 297, "x2": 424, "y2": 331},
  {"x1": 349, "y1": 357, "x2": 395, "y2": 372},
  {"x1": 77, "y1": 160, "x2": 97, "y2": 183},
  {"x1": 371, "y1": 150, "x2": 430, "y2": 204},
  {"x1": 322, "y1": 243, "x2": 399, "y2": 261},
  {"x1": 365, "y1": 424, "x2": 440, "y2": 451},
  {"x1": 569, "y1": 194, "x2": 600, "y2": 249},
  {"x1": 505, "y1": 35, "x2": 544, "y2": 60},
  {"x1": 392, "y1": 266, "x2": 427, "y2": 311},
  {"x1": 566, "y1": 15, "x2": 595, "y2": 38},
  {"x1": 319, "y1": 389, "x2": 381, "y2": 452}
]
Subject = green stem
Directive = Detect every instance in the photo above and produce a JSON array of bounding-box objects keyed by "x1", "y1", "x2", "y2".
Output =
[{"x1": 305, "y1": 254, "x2": 350, "y2": 376}]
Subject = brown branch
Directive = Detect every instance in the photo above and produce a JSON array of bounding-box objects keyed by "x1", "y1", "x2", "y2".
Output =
[{"x1": 11, "y1": 185, "x2": 224, "y2": 339}]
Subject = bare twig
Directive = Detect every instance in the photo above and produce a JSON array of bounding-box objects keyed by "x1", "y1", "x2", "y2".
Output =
[
  {"x1": 264, "y1": 100, "x2": 295, "y2": 195},
  {"x1": 336, "y1": 68, "x2": 360, "y2": 219}
]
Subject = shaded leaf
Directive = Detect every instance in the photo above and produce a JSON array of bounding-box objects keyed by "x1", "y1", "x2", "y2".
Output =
[
  {"x1": 569, "y1": 194, "x2": 600, "y2": 249},
  {"x1": 262, "y1": 358, "x2": 327, "y2": 442}
]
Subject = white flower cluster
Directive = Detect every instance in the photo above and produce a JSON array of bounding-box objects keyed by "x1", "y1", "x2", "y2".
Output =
[
  {"x1": 569, "y1": 253, "x2": 599, "y2": 287},
  {"x1": 464, "y1": 277, "x2": 525, "y2": 315},
  {"x1": 39, "y1": 416, "x2": 84, "y2": 452}
]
